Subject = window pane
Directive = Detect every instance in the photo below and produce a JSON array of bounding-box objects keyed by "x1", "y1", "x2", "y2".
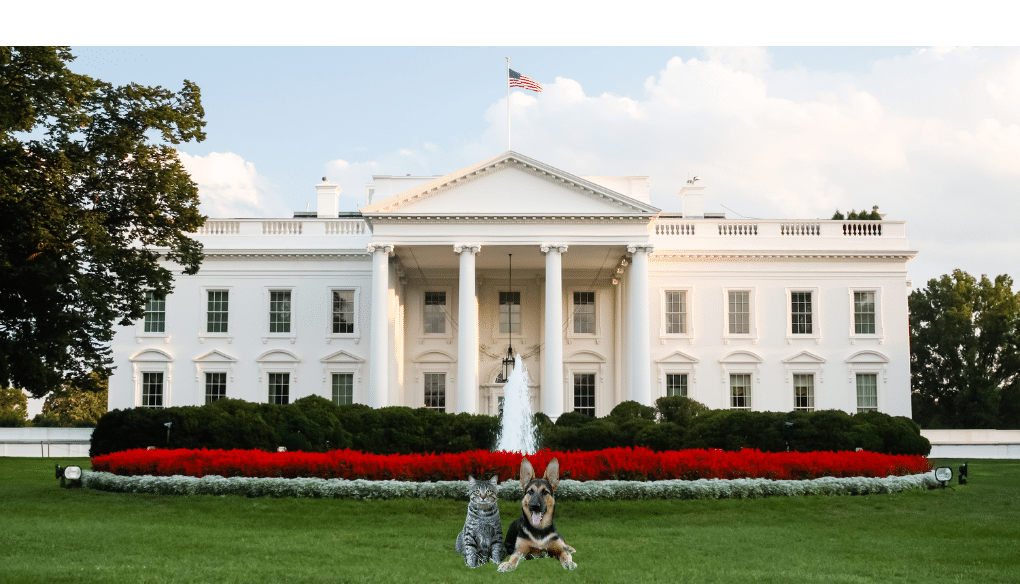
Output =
[
  {"x1": 854, "y1": 292, "x2": 876, "y2": 335},
  {"x1": 332, "y1": 290, "x2": 354, "y2": 334},
  {"x1": 207, "y1": 290, "x2": 229, "y2": 333},
  {"x1": 332, "y1": 373, "x2": 353, "y2": 405},
  {"x1": 573, "y1": 373, "x2": 596, "y2": 416},
  {"x1": 424, "y1": 373, "x2": 446, "y2": 412},
  {"x1": 856, "y1": 373, "x2": 878, "y2": 412},
  {"x1": 142, "y1": 372, "x2": 164, "y2": 408},
  {"x1": 205, "y1": 372, "x2": 226, "y2": 404},
  {"x1": 144, "y1": 291, "x2": 166, "y2": 333},
  {"x1": 268, "y1": 373, "x2": 289, "y2": 405},
  {"x1": 499, "y1": 291, "x2": 521, "y2": 334},
  {"x1": 424, "y1": 291, "x2": 446, "y2": 334},
  {"x1": 269, "y1": 291, "x2": 291, "y2": 333},
  {"x1": 665, "y1": 291, "x2": 686, "y2": 334},
  {"x1": 791, "y1": 292, "x2": 812, "y2": 334},
  {"x1": 573, "y1": 291, "x2": 595, "y2": 334},
  {"x1": 793, "y1": 374, "x2": 814, "y2": 411},
  {"x1": 728, "y1": 291, "x2": 750, "y2": 334},
  {"x1": 666, "y1": 373, "x2": 688, "y2": 398},
  {"x1": 730, "y1": 373, "x2": 751, "y2": 409}
]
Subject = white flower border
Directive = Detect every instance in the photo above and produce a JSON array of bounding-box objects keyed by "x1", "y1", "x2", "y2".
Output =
[{"x1": 82, "y1": 470, "x2": 940, "y2": 500}]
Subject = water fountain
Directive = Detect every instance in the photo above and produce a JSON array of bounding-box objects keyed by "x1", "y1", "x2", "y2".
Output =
[{"x1": 494, "y1": 354, "x2": 538, "y2": 454}]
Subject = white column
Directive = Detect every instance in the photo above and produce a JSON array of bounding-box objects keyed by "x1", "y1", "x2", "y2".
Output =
[
  {"x1": 454, "y1": 244, "x2": 481, "y2": 414},
  {"x1": 368, "y1": 244, "x2": 392, "y2": 409},
  {"x1": 541, "y1": 244, "x2": 567, "y2": 420},
  {"x1": 627, "y1": 244, "x2": 653, "y2": 406}
]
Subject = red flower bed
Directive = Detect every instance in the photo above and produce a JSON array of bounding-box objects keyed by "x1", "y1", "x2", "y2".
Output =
[{"x1": 91, "y1": 447, "x2": 931, "y2": 482}]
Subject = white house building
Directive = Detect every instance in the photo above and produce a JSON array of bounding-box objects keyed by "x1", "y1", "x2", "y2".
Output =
[{"x1": 108, "y1": 151, "x2": 917, "y2": 420}]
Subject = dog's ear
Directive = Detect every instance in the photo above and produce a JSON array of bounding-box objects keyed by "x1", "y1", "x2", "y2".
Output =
[
  {"x1": 544, "y1": 458, "x2": 560, "y2": 490},
  {"x1": 489, "y1": 475, "x2": 499, "y2": 487},
  {"x1": 520, "y1": 457, "x2": 535, "y2": 489}
]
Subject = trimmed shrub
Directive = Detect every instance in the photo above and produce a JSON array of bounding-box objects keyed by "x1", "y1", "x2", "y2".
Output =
[{"x1": 654, "y1": 396, "x2": 709, "y2": 427}]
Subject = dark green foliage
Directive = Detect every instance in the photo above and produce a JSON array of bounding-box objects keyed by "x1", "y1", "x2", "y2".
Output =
[
  {"x1": 554, "y1": 411, "x2": 592, "y2": 427},
  {"x1": 909, "y1": 270, "x2": 1020, "y2": 429},
  {"x1": 1, "y1": 47, "x2": 207, "y2": 398},
  {"x1": 654, "y1": 395, "x2": 710, "y2": 427},
  {"x1": 609, "y1": 400, "x2": 657, "y2": 421}
]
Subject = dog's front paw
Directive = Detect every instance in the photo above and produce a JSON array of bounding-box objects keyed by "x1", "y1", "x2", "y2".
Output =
[{"x1": 562, "y1": 560, "x2": 577, "y2": 570}]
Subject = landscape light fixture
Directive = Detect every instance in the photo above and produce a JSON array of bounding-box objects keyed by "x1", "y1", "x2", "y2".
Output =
[
  {"x1": 55, "y1": 464, "x2": 82, "y2": 488},
  {"x1": 934, "y1": 466, "x2": 953, "y2": 488},
  {"x1": 959, "y1": 462, "x2": 968, "y2": 485},
  {"x1": 164, "y1": 421, "x2": 172, "y2": 445}
]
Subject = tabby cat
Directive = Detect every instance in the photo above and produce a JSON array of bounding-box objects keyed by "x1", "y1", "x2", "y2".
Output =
[{"x1": 454, "y1": 475, "x2": 505, "y2": 568}]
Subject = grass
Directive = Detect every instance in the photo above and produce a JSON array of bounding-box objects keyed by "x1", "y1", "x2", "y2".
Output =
[{"x1": 1, "y1": 457, "x2": 1018, "y2": 584}]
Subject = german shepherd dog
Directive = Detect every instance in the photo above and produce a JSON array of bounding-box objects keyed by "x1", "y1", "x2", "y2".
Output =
[{"x1": 497, "y1": 457, "x2": 577, "y2": 572}]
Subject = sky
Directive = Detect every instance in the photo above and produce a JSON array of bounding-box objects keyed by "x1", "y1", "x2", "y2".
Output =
[{"x1": 56, "y1": 44, "x2": 1020, "y2": 292}]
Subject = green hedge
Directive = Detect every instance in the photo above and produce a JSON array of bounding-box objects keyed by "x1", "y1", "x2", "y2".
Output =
[{"x1": 89, "y1": 395, "x2": 930, "y2": 457}]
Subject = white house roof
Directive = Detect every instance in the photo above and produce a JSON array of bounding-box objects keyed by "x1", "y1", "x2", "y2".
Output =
[{"x1": 360, "y1": 151, "x2": 661, "y2": 218}]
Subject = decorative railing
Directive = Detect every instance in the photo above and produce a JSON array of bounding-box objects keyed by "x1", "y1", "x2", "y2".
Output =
[
  {"x1": 193, "y1": 219, "x2": 369, "y2": 237},
  {"x1": 780, "y1": 222, "x2": 821, "y2": 236},
  {"x1": 654, "y1": 222, "x2": 696, "y2": 236},
  {"x1": 719, "y1": 223, "x2": 758, "y2": 236},
  {"x1": 842, "y1": 222, "x2": 883, "y2": 236}
]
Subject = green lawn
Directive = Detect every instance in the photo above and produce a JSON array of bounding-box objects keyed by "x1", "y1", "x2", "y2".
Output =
[{"x1": 1, "y1": 457, "x2": 1017, "y2": 584}]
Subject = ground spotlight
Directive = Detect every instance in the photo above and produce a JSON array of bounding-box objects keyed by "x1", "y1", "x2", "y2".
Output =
[
  {"x1": 934, "y1": 466, "x2": 953, "y2": 488},
  {"x1": 958, "y1": 462, "x2": 968, "y2": 485},
  {"x1": 55, "y1": 464, "x2": 82, "y2": 489}
]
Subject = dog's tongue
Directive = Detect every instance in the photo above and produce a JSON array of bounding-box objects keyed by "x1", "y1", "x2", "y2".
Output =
[{"x1": 531, "y1": 511, "x2": 543, "y2": 526}]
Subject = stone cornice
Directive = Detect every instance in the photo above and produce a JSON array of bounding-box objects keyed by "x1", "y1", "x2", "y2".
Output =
[
  {"x1": 650, "y1": 251, "x2": 918, "y2": 263},
  {"x1": 202, "y1": 250, "x2": 370, "y2": 260},
  {"x1": 364, "y1": 214, "x2": 653, "y2": 224}
]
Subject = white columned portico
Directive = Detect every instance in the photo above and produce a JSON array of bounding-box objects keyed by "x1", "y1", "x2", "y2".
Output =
[
  {"x1": 454, "y1": 244, "x2": 481, "y2": 414},
  {"x1": 368, "y1": 243, "x2": 393, "y2": 408},
  {"x1": 541, "y1": 244, "x2": 567, "y2": 420},
  {"x1": 627, "y1": 244, "x2": 653, "y2": 406}
]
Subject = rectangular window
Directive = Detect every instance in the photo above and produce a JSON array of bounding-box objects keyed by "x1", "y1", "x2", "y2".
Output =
[
  {"x1": 269, "y1": 291, "x2": 291, "y2": 333},
  {"x1": 499, "y1": 291, "x2": 521, "y2": 334},
  {"x1": 730, "y1": 373, "x2": 751, "y2": 409},
  {"x1": 332, "y1": 290, "x2": 354, "y2": 334},
  {"x1": 423, "y1": 291, "x2": 446, "y2": 334},
  {"x1": 573, "y1": 373, "x2": 596, "y2": 417},
  {"x1": 666, "y1": 373, "x2": 688, "y2": 398},
  {"x1": 856, "y1": 373, "x2": 878, "y2": 413},
  {"x1": 205, "y1": 372, "x2": 226, "y2": 404},
  {"x1": 793, "y1": 374, "x2": 814, "y2": 411},
  {"x1": 207, "y1": 290, "x2": 229, "y2": 333},
  {"x1": 144, "y1": 291, "x2": 166, "y2": 333},
  {"x1": 141, "y1": 372, "x2": 164, "y2": 408},
  {"x1": 854, "y1": 292, "x2": 876, "y2": 335},
  {"x1": 424, "y1": 373, "x2": 445, "y2": 412},
  {"x1": 573, "y1": 291, "x2": 595, "y2": 334},
  {"x1": 791, "y1": 292, "x2": 813, "y2": 334},
  {"x1": 728, "y1": 291, "x2": 750, "y2": 334},
  {"x1": 332, "y1": 373, "x2": 353, "y2": 405},
  {"x1": 268, "y1": 372, "x2": 290, "y2": 405},
  {"x1": 664, "y1": 290, "x2": 687, "y2": 334}
]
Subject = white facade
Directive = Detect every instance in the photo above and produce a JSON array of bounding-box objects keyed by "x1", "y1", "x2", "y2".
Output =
[{"x1": 109, "y1": 152, "x2": 917, "y2": 420}]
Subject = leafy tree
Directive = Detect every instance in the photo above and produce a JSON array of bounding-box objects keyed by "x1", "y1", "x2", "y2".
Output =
[
  {"x1": 909, "y1": 270, "x2": 1020, "y2": 428},
  {"x1": 0, "y1": 384, "x2": 28, "y2": 426},
  {"x1": 32, "y1": 371, "x2": 108, "y2": 427},
  {"x1": 1, "y1": 47, "x2": 206, "y2": 398}
]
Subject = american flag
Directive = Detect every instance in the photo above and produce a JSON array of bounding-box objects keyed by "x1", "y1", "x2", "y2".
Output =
[{"x1": 509, "y1": 69, "x2": 542, "y2": 92}]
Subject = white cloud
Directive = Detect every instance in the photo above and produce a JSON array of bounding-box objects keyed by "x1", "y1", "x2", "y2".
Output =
[{"x1": 176, "y1": 151, "x2": 290, "y2": 218}]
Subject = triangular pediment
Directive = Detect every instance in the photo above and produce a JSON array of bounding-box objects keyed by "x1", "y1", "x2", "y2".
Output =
[
  {"x1": 656, "y1": 350, "x2": 699, "y2": 364},
  {"x1": 193, "y1": 349, "x2": 237, "y2": 363},
  {"x1": 361, "y1": 151, "x2": 660, "y2": 217},
  {"x1": 782, "y1": 351, "x2": 826, "y2": 365},
  {"x1": 320, "y1": 349, "x2": 365, "y2": 364}
]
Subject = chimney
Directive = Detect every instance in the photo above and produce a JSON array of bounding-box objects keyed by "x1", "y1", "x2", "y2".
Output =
[
  {"x1": 316, "y1": 177, "x2": 341, "y2": 218},
  {"x1": 680, "y1": 178, "x2": 705, "y2": 218}
]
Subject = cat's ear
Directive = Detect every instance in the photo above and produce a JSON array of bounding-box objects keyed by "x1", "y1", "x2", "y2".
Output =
[
  {"x1": 468, "y1": 475, "x2": 476, "y2": 486},
  {"x1": 489, "y1": 475, "x2": 499, "y2": 487}
]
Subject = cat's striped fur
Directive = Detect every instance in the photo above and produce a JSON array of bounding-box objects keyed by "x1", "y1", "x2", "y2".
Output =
[{"x1": 454, "y1": 475, "x2": 505, "y2": 568}]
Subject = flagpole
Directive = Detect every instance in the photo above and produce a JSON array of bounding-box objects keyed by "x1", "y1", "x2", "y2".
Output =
[{"x1": 506, "y1": 57, "x2": 511, "y2": 151}]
